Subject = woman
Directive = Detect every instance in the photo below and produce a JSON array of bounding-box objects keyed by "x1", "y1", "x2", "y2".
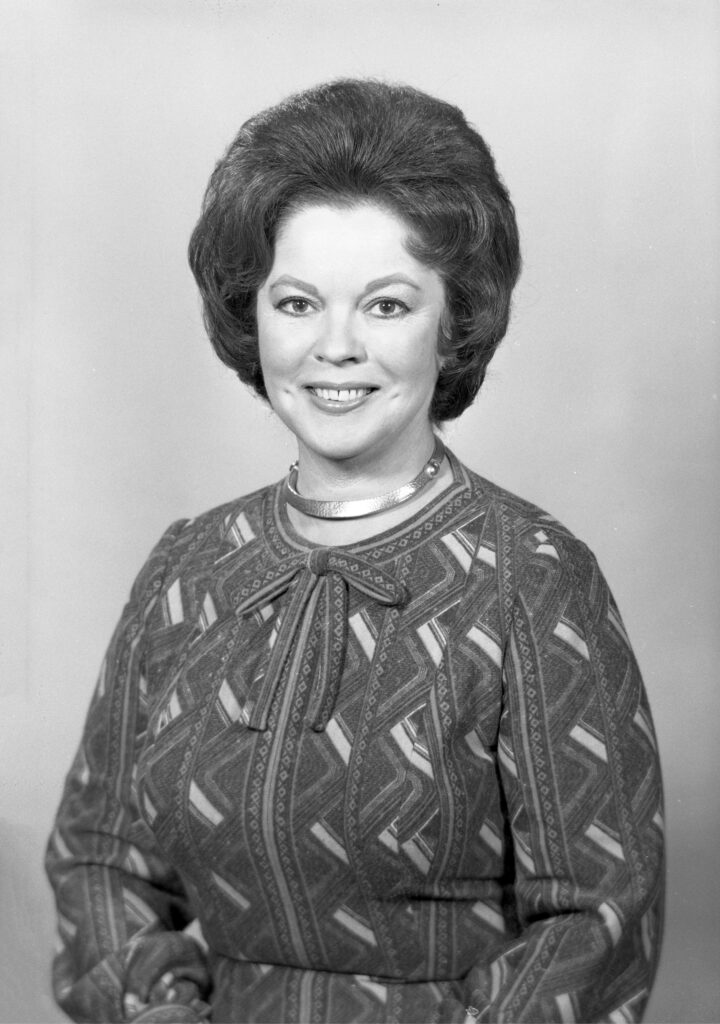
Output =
[{"x1": 46, "y1": 80, "x2": 664, "y2": 1023}]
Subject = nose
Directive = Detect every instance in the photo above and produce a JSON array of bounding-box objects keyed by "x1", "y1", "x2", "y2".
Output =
[{"x1": 312, "y1": 310, "x2": 365, "y2": 364}]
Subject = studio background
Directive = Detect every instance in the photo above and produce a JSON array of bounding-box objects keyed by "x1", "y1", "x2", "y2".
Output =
[{"x1": 1, "y1": 1, "x2": 718, "y2": 1021}]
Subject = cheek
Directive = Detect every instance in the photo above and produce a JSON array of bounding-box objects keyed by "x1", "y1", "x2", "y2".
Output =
[
  {"x1": 256, "y1": 301, "x2": 286, "y2": 366},
  {"x1": 257, "y1": 321, "x2": 288, "y2": 374},
  {"x1": 257, "y1": 308, "x2": 311, "y2": 376},
  {"x1": 384, "y1": 350, "x2": 440, "y2": 407},
  {"x1": 397, "y1": 326, "x2": 442, "y2": 385}
]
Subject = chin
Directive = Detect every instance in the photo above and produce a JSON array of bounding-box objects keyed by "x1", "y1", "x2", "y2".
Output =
[
  {"x1": 290, "y1": 417, "x2": 375, "y2": 459},
  {"x1": 306, "y1": 437, "x2": 374, "y2": 464}
]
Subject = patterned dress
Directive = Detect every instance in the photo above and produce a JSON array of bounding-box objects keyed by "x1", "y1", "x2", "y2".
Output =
[{"x1": 46, "y1": 451, "x2": 664, "y2": 1023}]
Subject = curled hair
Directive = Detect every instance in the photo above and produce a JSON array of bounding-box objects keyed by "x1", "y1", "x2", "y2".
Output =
[{"x1": 188, "y1": 79, "x2": 521, "y2": 421}]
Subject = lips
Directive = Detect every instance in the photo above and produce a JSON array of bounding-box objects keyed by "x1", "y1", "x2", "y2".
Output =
[
  {"x1": 309, "y1": 386, "x2": 374, "y2": 403},
  {"x1": 302, "y1": 383, "x2": 378, "y2": 415}
]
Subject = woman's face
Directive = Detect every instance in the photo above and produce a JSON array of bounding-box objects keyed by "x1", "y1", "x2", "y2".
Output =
[{"x1": 255, "y1": 203, "x2": 445, "y2": 478}]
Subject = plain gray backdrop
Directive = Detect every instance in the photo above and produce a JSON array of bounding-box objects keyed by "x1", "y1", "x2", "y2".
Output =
[{"x1": 1, "y1": 1, "x2": 718, "y2": 1020}]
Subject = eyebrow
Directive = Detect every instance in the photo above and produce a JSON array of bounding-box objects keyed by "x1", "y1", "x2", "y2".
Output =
[
  {"x1": 363, "y1": 274, "x2": 421, "y2": 293},
  {"x1": 267, "y1": 273, "x2": 421, "y2": 296},
  {"x1": 268, "y1": 276, "x2": 321, "y2": 297}
]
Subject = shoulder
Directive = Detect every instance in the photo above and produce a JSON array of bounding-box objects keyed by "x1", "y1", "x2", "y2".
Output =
[
  {"x1": 453, "y1": 460, "x2": 635, "y2": 671},
  {"x1": 457, "y1": 456, "x2": 586, "y2": 548},
  {"x1": 452, "y1": 455, "x2": 603, "y2": 595},
  {"x1": 168, "y1": 482, "x2": 274, "y2": 554},
  {"x1": 131, "y1": 481, "x2": 278, "y2": 603}
]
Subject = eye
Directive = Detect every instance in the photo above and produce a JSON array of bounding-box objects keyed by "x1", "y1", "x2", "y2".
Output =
[
  {"x1": 277, "y1": 297, "x2": 314, "y2": 316},
  {"x1": 369, "y1": 298, "x2": 409, "y2": 318}
]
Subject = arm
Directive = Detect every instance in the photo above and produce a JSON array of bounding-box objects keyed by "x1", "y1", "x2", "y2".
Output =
[
  {"x1": 45, "y1": 521, "x2": 211, "y2": 1023},
  {"x1": 458, "y1": 530, "x2": 664, "y2": 1023},
  {"x1": 197, "y1": 529, "x2": 662, "y2": 1024}
]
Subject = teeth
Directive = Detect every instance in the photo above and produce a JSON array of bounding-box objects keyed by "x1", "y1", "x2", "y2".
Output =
[{"x1": 313, "y1": 387, "x2": 370, "y2": 402}]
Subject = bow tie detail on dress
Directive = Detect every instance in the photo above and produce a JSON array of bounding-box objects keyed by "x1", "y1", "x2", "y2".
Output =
[{"x1": 234, "y1": 548, "x2": 408, "y2": 732}]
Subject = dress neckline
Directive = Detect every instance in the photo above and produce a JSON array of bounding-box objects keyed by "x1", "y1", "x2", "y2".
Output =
[{"x1": 262, "y1": 447, "x2": 477, "y2": 565}]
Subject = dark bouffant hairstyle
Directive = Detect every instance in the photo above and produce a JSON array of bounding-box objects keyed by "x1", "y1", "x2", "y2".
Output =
[{"x1": 188, "y1": 79, "x2": 520, "y2": 422}]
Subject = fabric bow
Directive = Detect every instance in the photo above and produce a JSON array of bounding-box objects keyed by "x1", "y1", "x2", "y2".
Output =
[{"x1": 234, "y1": 548, "x2": 408, "y2": 732}]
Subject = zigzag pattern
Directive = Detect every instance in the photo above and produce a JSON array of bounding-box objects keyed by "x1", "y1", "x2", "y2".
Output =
[{"x1": 46, "y1": 451, "x2": 664, "y2": 1023}]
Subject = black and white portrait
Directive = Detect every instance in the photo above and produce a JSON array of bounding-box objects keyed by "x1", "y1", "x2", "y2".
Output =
[{"x1": 1, "y1": 2, "x2": 718, "y2": 1022}]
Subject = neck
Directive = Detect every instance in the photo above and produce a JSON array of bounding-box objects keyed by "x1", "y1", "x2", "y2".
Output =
[
  {"x1": 284, "y1": 438, "x2": 453, "y2": 546},
  {"x1": 295, "y1": 432, "x2": 438, "y2": 503}
]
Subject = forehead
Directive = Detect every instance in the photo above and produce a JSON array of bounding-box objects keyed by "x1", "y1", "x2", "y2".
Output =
[
  {"x1": 266, "y1": 203, "x2": 446, "y2": 304},
  {"x1": 272, "y1": 203, "x2": 419, "y2": 269}
]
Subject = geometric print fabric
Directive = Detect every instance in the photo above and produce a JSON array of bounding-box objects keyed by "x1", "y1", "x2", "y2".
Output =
[{"x1": 46, "y1": 450, "x2": 664, "y2": 1023}]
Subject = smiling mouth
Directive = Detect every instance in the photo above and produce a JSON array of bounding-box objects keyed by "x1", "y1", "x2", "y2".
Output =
[{"x1": 308, "y1": 387, "x2": 375, "y2": 403}]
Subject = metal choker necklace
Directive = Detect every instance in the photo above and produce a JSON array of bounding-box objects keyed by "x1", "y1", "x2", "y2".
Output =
[{"x1": 283, "y1": 436, "x2": 445, "y2": 520}]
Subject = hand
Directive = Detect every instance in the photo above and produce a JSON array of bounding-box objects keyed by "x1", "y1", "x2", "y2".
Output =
[
  {"x1": 123, "y1": 931, "x2": 211, "y2": 1021},
  {"x1": 123, "y1": 974, "x2": 210, "y2": 1022}
]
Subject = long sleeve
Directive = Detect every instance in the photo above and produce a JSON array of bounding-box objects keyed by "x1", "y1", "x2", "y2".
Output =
[
  {"x1": 457, "y1": 529, "x2": 665, "y2": 1023},
  {"x1": 47, "y1": 473, "x2": 663, "y2": 1023},
  {"x1": 45, "y1": 521, "x2": 211, "y2": 1023}
]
